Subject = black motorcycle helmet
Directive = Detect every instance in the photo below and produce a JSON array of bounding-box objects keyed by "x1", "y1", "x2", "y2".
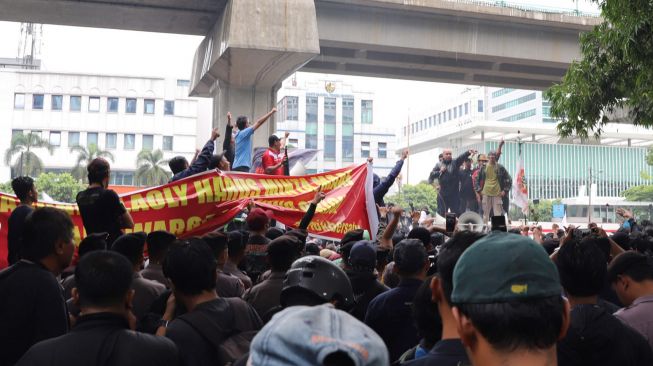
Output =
[{"x1": 280, "y1": 255, "x2": 354, "y2": 310}]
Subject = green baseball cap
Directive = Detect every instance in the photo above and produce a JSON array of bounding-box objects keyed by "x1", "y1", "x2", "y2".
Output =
[{"x1": 451, "y1": 231, "x2": 561, "y2": 304}]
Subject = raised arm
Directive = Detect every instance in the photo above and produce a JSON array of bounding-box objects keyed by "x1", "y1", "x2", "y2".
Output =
[
  {"x1": 379, "y1": 206, "x2": 403, "y2": 250},
  {"x1": 374, "y1": 150, "x2": 408, "y2": 203},
  {"x1": 252, "y1": 108, "x2": 277, "y2": 131},
  {"x1": 280, "y1": 131, "x2": 290, "y2": 149},
  {"x1": 223, "y1": 112, "x2": 234, "y2": 164},
  {"x1": 496, "y1": 138, "x2": 505, "y2": 162},
  {"x1": 454, "y1": 149, "x2": 475, "y2": 169},
  {"x1": 299, "y1": 187, "x2": 325, "y2": 230}
]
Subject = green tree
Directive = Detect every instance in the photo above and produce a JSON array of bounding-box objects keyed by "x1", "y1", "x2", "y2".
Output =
[
  {"x1": 544, "y1": 1, "x2": 653, "y2": 137},
  {"x1": 4, "y1": 132, "x2": 54, "y2": 178},
  {"x1": 385, "y1": 183, "x2": 438, "y2": 213},
  {"x1": 623, "y1": 185, "x2": 653, "y2": 202},
  {"x1": 0, "y1": 180, "x2": 13, "y2": 194},
  {"x1": 135, "y1": 149, "x2": 170, "y2": 187},
  {"x1": 70, "y1": 144, "x2": 114, "y2": 182},
  {"x1": 35, "y1": 172, "x2": 85, "y2": 203}
]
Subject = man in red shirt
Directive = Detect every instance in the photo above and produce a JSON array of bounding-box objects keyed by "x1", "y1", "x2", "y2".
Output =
[{"x1": 261, "y1": 132, "x2": 289, "y2": 175}]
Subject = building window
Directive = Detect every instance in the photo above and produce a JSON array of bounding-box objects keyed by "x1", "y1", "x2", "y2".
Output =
[
  {"x1": 51, "y1": 95, "x2": 63, "y2": 111},
  {"x1": 12, "y1": 129, "x2": 23, "y2": 139},
  {"x1": 278, "y1": 96, "x2": 298, "y2": 121},
  {"x1": 478, "y1": 100, "x2": 484, "y2": 113},
  {"x1": 306, "y1": 96, "x2": 318, "y2": 123},
  {"x1": 306, "y1": 135, "x2": 318, "y2": 149},
  {"x1": 361, "y1": 141, "x2": 370, "y2": 158},
  {"x1": 343, "y1": 98, "x2": 354, "y2": 123},
  {"x1": 324, "y1": 97, "x2": 336, "y2": 161},
  {"x1": 70, "y1": 96, "x2": 81, "y2": 111},
  {"x1": 378, "y1": 142, "x2": 387, "y2": 159},
  {"x1": 88, "y1": 96, "x2": 100, "y2": 112},
  {"x1": 49, "y1": 131, "x2": 61, "y2": 147},
  {"x1": 126, "y1": 98, "x2": 137, "y2": 113},
  {"x1": 324, "y1": 97, "x2": 336, "y2": 123},
  {"x1": 437, "y1": 113, "x2": 441, "y2": 124},
  {"x1": 14, "y1": 93, "x2": 25, "y2": 109},
  {"x1": 464, "y1": 103, "x2": 469, "y2": 115},
  {"x1": 361, "y1": 100, "x2": 373, "y2": 124},
  {"x1": 68, "y1": 132, "x2": 80, "y2": 147},
  {"x1": 448, "y1": 109, "x2": 452, "y2": 120},
  {"x1": 176, "y1": 79, "x2": 190, "y2": 87},
  {"x1": 288, "y1": 138, "x2": 299, "y2": 148},
  {"x1": 144, "y1": 99, "x2": 155, "y2": 114},
  {"x1": 32, "y1": 94, "x2": 44, "y2": 109},
  {"x1": 124, "y1": 134, "x2": 135, "y2": 150},
  {"x1": 163, "y1": 136, "x2": 173, "y2": 151},
  {"x1": 106, "y1": 133, "x2": 117, "y2": 149},
  {"x1": 109, "y1": 171, "x2": 134, "y2": 186},
  {"x1": 87, "y1": 132, "x2": 98, "y2": 148},
  {"x1": 342, "y1": 123, "x2": 354, "y2": 162},
  {"x1": 498, "y1": 108, "x2": 537, "y2": 122},
  {"x1": 108, "y1": 97, "x2": 119, "y2": 113},
  {"x1": 164, "y1": 100, "x2": 175, "y2": 115},
  {"x1": 142, "y1": 134, "x2": 153, "y2": 150},
  {"x1": 458, "y1": 105, "x2": 463, "y2": 116},
  {"x1": 454, "y1": 108, "x2": 458, "y2": 119},
  {"x1": 491, "y1": 88, "x2": 515, "y2": 98},
  {"x1": 492, "y1": 92, "x2": 536, "y2": 113}
]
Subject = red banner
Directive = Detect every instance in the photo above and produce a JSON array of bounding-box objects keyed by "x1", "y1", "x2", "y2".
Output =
[{"x1": 0, "y1": 163, "x2": 378, "y2": 269}]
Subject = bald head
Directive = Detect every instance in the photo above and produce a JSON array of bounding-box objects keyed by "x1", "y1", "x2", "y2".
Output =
[{"x1": 442, "y1": 149, "x2": 452, "y2": 162}]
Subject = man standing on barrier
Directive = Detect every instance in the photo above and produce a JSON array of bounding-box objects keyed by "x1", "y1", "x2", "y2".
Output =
[{"x1": 428, "y1": 149, "x2": 476, "y2": 217}]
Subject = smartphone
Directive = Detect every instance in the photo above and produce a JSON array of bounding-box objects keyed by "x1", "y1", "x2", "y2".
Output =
[
  {"x1": 445, "y1": 213, "x2": 456, "y2": 233},
  {"x1": 491, "y1": 215, "x2": 507, "y2": 232}
]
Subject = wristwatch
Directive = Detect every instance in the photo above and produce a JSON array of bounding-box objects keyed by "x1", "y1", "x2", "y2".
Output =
[{"x1": 157, "y1": 319, "x2": 170, "y2": 328}]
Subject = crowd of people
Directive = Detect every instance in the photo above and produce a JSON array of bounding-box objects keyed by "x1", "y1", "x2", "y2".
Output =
[{"x1": 2, "y1": 112, "x2": 653, "y2": 366}]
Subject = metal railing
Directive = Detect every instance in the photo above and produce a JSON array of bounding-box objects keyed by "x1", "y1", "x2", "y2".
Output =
[{"x1": 446, "y1": 0, "x2": 601, "y2": 17}]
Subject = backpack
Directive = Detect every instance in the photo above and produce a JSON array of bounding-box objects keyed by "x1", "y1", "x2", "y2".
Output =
[{"x1": 177, "y1": 297, "x2": 258, "y2": 366}]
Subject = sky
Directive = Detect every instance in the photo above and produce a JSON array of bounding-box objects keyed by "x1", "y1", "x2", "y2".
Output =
[{"x1": 0, "y1": 0, "x2": 600, "y2": 131}]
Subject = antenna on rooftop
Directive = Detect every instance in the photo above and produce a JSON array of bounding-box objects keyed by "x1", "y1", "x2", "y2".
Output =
[{"x1": 17, "y1": 23, "x2": 42, "y2": 69}]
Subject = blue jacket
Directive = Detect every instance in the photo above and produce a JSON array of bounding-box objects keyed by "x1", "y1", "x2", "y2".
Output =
[
  {"x1": 374, "y1": 159, "x2": 404, "y2": 207},
  {"x1": 170, "y1": 139, "x2": 215, "y2": 182}
]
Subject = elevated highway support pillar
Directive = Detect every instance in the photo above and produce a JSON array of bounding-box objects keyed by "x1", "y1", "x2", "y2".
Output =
[{"x1": 189, "y1": 0, "x2": 320, "y2": 152}]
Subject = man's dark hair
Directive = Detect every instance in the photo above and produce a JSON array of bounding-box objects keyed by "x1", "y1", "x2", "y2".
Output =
[
  {"x1": 630, "y1": 232, "x2": 652, "y2": 255},
  {"x1": 608, "y1": 251, "x2": 653, "y2": 283},
  {"x1": 208, "y1": 152, "x2": 226, "y2": 170},
  {"x1": 437, "y1": 231, "x2": 485, "y2": 304},
  {"x1": 146, "y1": 231, "x2": 177, "y2": 261},
  {"x1": 267, "y1": 238, "x2": 301, "y2": 272},
  {"x1": 163, "y1": 238, "x2": 217, "y2": 295},
  {"x1": 408, "y1": 227, "x2": 432, "y2": 249},
  {"x1": 455, "y1": 296, "x2": 565, "y2": 352},
  {"x1": 430, "y1": 232, "x2": 445, "y2": 248},
  {"x1": 266, "y1": 227, "x2": 284, "y2": 241},
  {"x1": 412, "y1": 276, "x2": 442, "y2": 348},
  {"x1": 168, "y1": 156, "x2": 188, "y2": 175},
  {"x1": 11, "y1": 176, "x2": 34, "y2": 201},
  {"x1": 78, "y1": 233, "x2": 108, "y2": 258},
  {"x1": 87, "y1": 158, "x2": 110, "y2": 184},
  {"x1": 227, "y1": 231, "x2": 247, "y2": 258},
  {"x1": 75, "y1": 250, "x2": 133, "y2": 307},
  {"x1": 110, "y1": 234, "x2": 146, "y2": 266},
  {"x1": 202, "y1": 232, "x2": 228, "y2": 259},
  {"x1": 21, "y1": 207, "x2": 74, "y2": 261},
  {"x1": 268, "y1": 135, "x2": 280, "y2": 147},
  {"x1": 236, "y1": 116, "x2": 248, "y2": 130},
  {"x1": 555, "y1": 237, "x2": 607, "y2": 297}
]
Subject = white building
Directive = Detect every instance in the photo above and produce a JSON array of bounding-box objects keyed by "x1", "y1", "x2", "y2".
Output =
[
  {"x1": 0, "y1": 69, "x2": 213, "y2": 185},
  {"x1": 398, "y1": 86, "x2": 653, "y2": 202},
  {"x1": 276, "y1": 73, "x2": 398, "y2": 177}
]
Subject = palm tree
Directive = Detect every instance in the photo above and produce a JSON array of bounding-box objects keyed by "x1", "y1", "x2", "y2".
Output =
[
  {"x1": 135, "y1": 149, "x2": 170, "y2": 187},
  {"x1": 71, "y1": 144, "x2": 115, "y2": 182},
  {"x1": 4, "y1": 132, "x2": 54, "y2": 178}
]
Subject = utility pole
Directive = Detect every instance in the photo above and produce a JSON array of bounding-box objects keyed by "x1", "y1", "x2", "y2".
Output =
[{"x1": 406, "y1": 110, "x2": 410, "y2": 185}]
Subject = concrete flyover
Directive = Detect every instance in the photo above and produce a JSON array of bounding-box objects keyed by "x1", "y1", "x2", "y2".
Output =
[{"x1": 0, "y1": 0, "x2": 602, "y2": 147}]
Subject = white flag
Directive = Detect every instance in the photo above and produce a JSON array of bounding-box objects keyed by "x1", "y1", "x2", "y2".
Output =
[{"x1": 512, "y1": 153, "x2": 529, "y2": 214}]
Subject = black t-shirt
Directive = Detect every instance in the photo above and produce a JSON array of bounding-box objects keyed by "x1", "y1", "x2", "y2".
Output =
[
  {"x1": 165, "y1": 298, "x2": 262, "y2": 366},
  {"x1": 558, "y1": 304, "x2": 653, "y2": 366},
  {"x1": 76, "y1": 187, "x2": 126, "y2": 245},
  {"x1": 0, "y1": 260, "x2": 69, "y2": 365},
  {"x1": 7, "y1": 205, "x2": 33, "y2": 265}
]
